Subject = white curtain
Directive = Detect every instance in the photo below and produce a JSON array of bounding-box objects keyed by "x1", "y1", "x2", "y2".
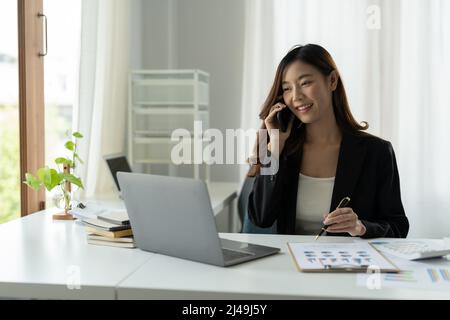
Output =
[
  {"x1": 241, "y1": 0, "x2": 450, "y2": 238},
  {"x1": 74, "y1": 0, "x2": 130, "y2": 198}
]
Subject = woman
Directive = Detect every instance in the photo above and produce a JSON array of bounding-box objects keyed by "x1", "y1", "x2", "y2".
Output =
[{"x1": 247, "y1": 44, "x2": 409, "y2": 238}]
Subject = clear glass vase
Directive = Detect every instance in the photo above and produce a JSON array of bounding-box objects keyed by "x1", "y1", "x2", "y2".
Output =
[
  {"x1": 62, "y1": 187, "x2": 72, "y2": 214},
  {"x1": 52, "y1": 187, "x2": 73, "y2": 215}
]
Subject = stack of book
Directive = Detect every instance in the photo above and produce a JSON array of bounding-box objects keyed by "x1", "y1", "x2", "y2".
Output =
[
  {"x1": 82, "y1": 210, "x2": 136, "y2": 248},
  {"x1": 86, "y1": 234, "x2": 135, "y2": 248}
]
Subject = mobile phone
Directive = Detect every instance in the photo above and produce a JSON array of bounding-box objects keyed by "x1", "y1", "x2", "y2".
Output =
[{"x1": 277, "y1": 106, "x2": 293, "y2": 132}]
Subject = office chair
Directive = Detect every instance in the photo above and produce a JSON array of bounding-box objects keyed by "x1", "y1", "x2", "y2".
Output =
[{"x1": 238, "y1": 175, "x2": 277, "y2": 234}]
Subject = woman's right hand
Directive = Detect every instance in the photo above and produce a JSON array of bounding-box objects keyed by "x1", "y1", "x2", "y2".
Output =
[{"x1": 264, "y1": 102, "x2": 294, "y2": 154}]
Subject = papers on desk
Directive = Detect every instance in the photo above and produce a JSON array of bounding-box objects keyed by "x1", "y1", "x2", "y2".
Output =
[
  {"x1": 71, "y1": 202, "x2": 129, "y2": 223},
  {"x1": 70, "y1": 202, "x2": 134, "y2": 245},
  {"x1": 98, "y1": 210, "x2": 130, "y2": 225},
  {"x1": 356, "y1": 252, "x2": 450, "y2": 291},
  {"x1": 287, "y1": 242, "x2": 399, "y2": 273},
  {"x1": 71, "y1": 202, "x2": 110, "y2": 220},
  {"x1": 82, "y1": 218, "x2": 130, "y2": 231},
  {"x1": 289, "y1": 241, "x2": 450, "y2": 290}
]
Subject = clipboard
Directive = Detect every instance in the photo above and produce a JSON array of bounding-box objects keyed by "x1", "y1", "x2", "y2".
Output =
[{"x1": 287, "y1": 242, "x2": 400, "y2": 273}]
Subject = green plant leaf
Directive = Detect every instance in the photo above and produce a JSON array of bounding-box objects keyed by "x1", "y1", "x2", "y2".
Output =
[
  {"x1": 74, "y1": 153, "x2": 84, "y2": 164},
  {"x1": 55, "y1": 157, "x2": 71, "y2": 165},
  {"x1": 38, "y1": 167, "x2": 61, "y2": 191},
  {"x1": 73, "y1": 132, "x2": 83, "y2": 138},
  {"x1": 37, "y1": 167, "x2": 52, "y2": 190},
  {"x1": 58, "y1": 172, "x2": 65, "y2": 182},
  {"x1": 62, "y1": 173, "x2": 84, "y2": 189},
  {"x1": 24, "y1": 173, "x2": 42, "y2": 190},
  {"x1": 49, "y1": 169, "x2": 63, "y2": 190},
  {"x1": 65, "y1": 141, "x2": 75, "y2": 151},
  {"x1": 56, "y1": 159, "x2": 74, "y2": 169}
]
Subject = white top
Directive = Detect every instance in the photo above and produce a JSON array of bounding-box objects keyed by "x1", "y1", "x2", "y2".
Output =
[{"x1": 296, "y1": 173, "x2": 335, "y2": 235}]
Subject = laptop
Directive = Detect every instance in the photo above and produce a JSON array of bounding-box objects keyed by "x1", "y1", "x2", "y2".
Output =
[
  {"x1": 117, "y1": 172, "x2": 280, "y2": 267},
  {"x1": 104, "y1": 154, "x2": 132, "y2": 196}
]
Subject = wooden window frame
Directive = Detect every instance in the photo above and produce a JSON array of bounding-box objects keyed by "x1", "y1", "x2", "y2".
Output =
[{"x1": 18, "y1": 0, "x2": 46, "y2": 216}]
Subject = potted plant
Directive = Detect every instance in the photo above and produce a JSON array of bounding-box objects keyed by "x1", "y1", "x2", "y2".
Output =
[{"x1": 24, "y1": 131, "x2": 84, "y2": 220}]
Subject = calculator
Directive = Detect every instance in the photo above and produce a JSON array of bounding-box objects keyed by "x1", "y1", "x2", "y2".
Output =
[{"x1": 370, "y1": 240, "x2": 450, "y2": 260}]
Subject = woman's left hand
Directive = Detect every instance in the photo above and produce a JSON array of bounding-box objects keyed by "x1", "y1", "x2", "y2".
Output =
[{"x1": 323, "y1": 207, "x2": 367, "y2": 237}]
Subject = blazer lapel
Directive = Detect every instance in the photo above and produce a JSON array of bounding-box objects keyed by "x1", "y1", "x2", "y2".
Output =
[{"x1": 330, "y1": 132, "x2": 367, "y2": 211}]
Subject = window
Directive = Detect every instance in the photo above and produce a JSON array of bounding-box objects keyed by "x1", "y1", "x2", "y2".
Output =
[
  {"x1": 43, "y1": 0, "x2": 81, "y2": 209},
  {"x1": 0, "y1": 1, "x2": 20, "y2": 224},
  {"x1": 2, "y1": 1, "x2": 87, "y2": 220}
]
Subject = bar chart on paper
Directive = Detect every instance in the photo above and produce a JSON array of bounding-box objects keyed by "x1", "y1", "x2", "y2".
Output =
[
  {"x1": 287, "y1": 242, "x2": 398, "y2": 272},
  {"x1": 426, "y1": 268, "x2": 450, "y2": 283},
  {"x1": 357, "y1": 267, "x2": 450, "y2": 290},
  {"x1": 383, "y1": 271, "x2": 417, "y2": 283}
]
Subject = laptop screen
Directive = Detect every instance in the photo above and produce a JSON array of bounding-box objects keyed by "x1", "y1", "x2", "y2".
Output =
[{"x1": 105, "y1": 156, "x2": 132, "y2": 191}]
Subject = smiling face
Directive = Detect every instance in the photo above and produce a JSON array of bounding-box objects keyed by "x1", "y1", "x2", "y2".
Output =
[{"x1": 281, "y1": 60, "x2": 338, "y2": 124}]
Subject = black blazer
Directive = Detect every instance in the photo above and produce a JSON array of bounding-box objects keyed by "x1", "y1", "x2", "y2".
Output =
[{"x1": 248, "y1": 131, "x2": 409, "y2": 238}]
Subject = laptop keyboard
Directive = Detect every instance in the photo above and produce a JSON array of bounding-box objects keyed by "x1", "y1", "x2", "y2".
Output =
[{"x1": 222, "y1": 248, "x2": 254, "y2": 261}]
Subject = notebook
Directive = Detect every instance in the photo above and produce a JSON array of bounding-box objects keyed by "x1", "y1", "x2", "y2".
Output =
[
  {"x1": 287, "y1": 242, "x2": 399, "y2": 273},
  {"x1": 86, "y1": 234, "x2": 136, "y2": 248},
  {"x1": 82, "y1": 217, "x2": 130, "y2": 231},
  {"x1": 97, "y1": 210, "x2": 130, "y2": 226},
  {"x1": 84, "y1": 226, "x2": 133, "y2": 238},
  {"x1": 87, "y1": 238, "x2": 136, "y2": 248},
  {"x1": 87, "y1": 234, "x2": 134, "y2": 243}
]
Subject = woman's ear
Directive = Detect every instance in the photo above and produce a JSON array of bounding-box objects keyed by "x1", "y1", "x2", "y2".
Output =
[{"x1": 329, "y1": 70, "x2": 339, "y2": 91}]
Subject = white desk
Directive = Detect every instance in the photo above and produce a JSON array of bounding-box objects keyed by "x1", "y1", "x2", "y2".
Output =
[
  {"x1": 0, "y1": 209, "x2": 150, "y2": 299},
  {"x1": 116, "y1": 233, "x2": 450, "y2": 300},
  {"x1": 4, "y1": 179, "x2": 448, "y2": 300},
  {"x1": 0, "y1": 182, "x2": 238, "y2": 300}
]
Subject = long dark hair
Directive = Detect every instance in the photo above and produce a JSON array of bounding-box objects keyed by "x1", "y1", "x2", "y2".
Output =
[{"x1": 248, "y1": 44, "x2": 368, "y2": 176}]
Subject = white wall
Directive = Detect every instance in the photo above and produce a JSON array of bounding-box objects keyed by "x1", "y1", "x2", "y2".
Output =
[
  {"x1": 136, "y1": 0, "x2": 246, "y2": 183},
  {"x1": 129, "y1": 0, "x2": 142, "y2": 69}
]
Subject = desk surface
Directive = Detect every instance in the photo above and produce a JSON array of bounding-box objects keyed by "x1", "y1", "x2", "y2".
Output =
[
  {"x1": 0, "y1": 182, "x2": 238, "y2": 300},
  {"x1": 0, "y1": 209, "x2": 150, "y2": 299},
  {"x1": 117, "y1": 233, "x2": 450, "y2": 300},
  {"x1": 2, "y1": 179, "x2": 449, "y2": 300}
]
